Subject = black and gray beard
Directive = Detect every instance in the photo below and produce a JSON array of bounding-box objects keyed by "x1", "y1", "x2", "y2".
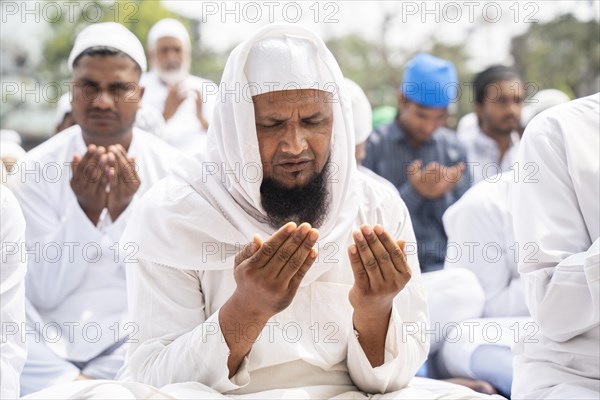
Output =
[{"x1": 260, "y1": 161, "x2": 331, "y2": 229}]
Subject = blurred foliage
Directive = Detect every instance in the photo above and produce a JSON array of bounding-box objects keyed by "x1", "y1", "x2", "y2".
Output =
[
  {"x1": 511, "y1": 14, "x2": 600, "y2": 98},
  {"x1": 18, "y1": 2, "x2": 600, "y2": 136}
]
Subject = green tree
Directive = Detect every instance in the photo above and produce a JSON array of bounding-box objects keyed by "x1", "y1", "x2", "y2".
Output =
[{"x1": 511, "y1": 14, "x2": 600, "y2": 98}]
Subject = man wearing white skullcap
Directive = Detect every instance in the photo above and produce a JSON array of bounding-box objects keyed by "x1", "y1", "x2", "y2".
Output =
[
  {"x1": 12, "y1": 22, "x2": 179, "y2": 395},
  {"x1": 141, "y1": 18, "x2": 216, "y2": 154}
]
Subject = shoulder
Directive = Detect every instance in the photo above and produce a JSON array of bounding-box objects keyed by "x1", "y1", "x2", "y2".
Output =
[
  {"x1": 133, "y1": 128, "x2": 180, "y2": 160},
  {"x1": 24, "y1": 126, "x2": 81, "y2": 164}
]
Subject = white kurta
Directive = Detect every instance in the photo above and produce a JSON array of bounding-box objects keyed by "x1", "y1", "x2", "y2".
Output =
[
  {"x1": 439, "y1": 171, "x2": 531, "y2": 382},
  {"x1": 443, "y1": 171, "x2": 528, "y2": 318},
  {"x1": 511, "y1": 94, "x2": 600, "y2": 399},
  {"x1": 1, "y1": 186, "x2": 27, "y2": 399},
  {"x1": 459, "y1": 126, "x2": 520, "y2": 184},
  {"x1": 140, "y1": 71, "x2": 216, "y2": 154},
  {"x1": 124, "y1": 172, "x2": 430, "y2": 396},
  {"x1": 11, "y1": 126, "x2": 179, "y2": 365}
]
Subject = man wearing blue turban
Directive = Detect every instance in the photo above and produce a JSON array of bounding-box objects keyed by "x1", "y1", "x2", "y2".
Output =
[{"x1": 363, "y1": 53, "x2": 471, "y2": 273}]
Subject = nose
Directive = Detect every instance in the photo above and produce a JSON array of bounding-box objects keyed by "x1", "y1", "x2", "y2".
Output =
[
  {"x1": 280, "y1": 124, "x2": 308, "y2": 155},
  {"x1": 93, "y1": 89, "x2": 114, "y2": 110}
]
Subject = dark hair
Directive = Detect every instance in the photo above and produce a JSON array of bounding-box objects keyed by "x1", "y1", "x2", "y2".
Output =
[
  {"x1": 473, "y1": 65, "x2": 522, "y2": 104},
  {"x1": 72, "y1": 46, "x2": 142, "y2": 75}
]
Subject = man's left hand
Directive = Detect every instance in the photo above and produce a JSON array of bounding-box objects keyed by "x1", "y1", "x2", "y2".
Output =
[
  {"x1": 348, "y1": 224, "x2": 411, "y2": 318},
  {"x1": 105, "y1": 144, "x2": 140, "y2": 221}
]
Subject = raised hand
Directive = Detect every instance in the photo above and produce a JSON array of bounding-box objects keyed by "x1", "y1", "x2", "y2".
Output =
[
  {"x1": 231, "y1": 222, "x2": 319, "y2": 319},
  {"x1": 194, "y1": 89, "x2": 209, "y2": 130},
  {"x1": 105, "y1": 144, "x2": 140, "y2": 222},
  {"x1": 70, "y1": 144, "x2": 109, "y2": 224},
  {"x1": 162, "y1": 83, "x2": 186, "y2": 121},
  {"x1": 348, "y1": 224, "x2": 412, "y2": 367},
  {"x1": 220, "y1": 222, "x2": 319, "y2": 377}
]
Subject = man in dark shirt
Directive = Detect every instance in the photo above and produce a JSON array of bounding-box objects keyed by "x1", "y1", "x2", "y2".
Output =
[{"x1": 363, "y1": 53, "x2": 470, "y2": 273}]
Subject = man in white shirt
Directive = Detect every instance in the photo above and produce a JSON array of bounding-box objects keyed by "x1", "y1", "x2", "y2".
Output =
[
  {"x1": 461, "y1": 65, "x2": 524, "y2": 184},
  {"x1": 511, "y1": 94, "x2": 599, "y2": 399},
  {"x1": 12, "y1": 22, "x2": 179, "y2": 395},
  {"x1": 1, "y1": 186, "x2": 28, "y2": 399},
  {"x1": 141, "y1": 18, "x2": 216, "y2": 154}
]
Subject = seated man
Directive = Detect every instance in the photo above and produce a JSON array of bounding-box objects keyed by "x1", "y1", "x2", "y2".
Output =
[
  {"x1": 363, "y1": 53, "x2": 470, "y2": 273},
  {"x1": 512, "y1": 95, "x2": 599, "y2": 399},
  {"x1": 460, "y1": 66, "x2": 524, "y2": 184},
  {"x1": 12, "y1": 23, "x2": 179, "y2": 395},
  {"x1": 1, "y1": 185, "x2": 27, "y2": 399},
  {"x1": 141, "y1": 18, "x2": 216, "y2": 154},
  {"x1": 22, "y1": 25, "x2": 501, "y2": 400}
]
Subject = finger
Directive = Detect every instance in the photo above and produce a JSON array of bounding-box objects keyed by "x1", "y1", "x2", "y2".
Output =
[
  {"x1": 113, "y1": 145, "x2": 139, "y2": 186},
  {"x1": 234, "y1": 235, "x2": 262, "y2": 268},
  {"x1": 71, "y1": 154, "x2": 81, "y2": 180},
  {"x1": 353, "y1": 227, "x2": 384, "y2": 284},
  {"x1": 288, "y1": 247, "x2": 318, "y2": 291},
  {"x1": 75, "y1": 145, "x2": 96, "y2": 177},
  {"x1": 396, "y1": 240, "x2": 411, "y2": 276},
  {"x1": 247, "y1": 222, "x2": 296, "y2": 267},
  {"x1": 348, "y1": 243, "x2": 369, "y2": 288},
  {"x1": 276, "y1": 225, "x2": 319, "y2": 281},
  {"x1": 269, "y1": 223, "x2": 310, "y2": 274},
  {"x1": 361, "y1": 224, "x2": 396, "y2": 281},
  {"x1": 373, "y1": 224, "x2": 408, "y2": 274}
]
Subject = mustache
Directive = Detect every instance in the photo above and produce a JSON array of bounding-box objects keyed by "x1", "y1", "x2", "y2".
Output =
[{"x1": 87, "y1": 109, "x2": 119, "y2": 118}]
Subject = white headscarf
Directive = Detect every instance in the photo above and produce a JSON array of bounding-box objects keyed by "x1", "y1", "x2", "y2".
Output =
[{"x1": 123, "y1": 24, "x2": 358, "y2": 285}]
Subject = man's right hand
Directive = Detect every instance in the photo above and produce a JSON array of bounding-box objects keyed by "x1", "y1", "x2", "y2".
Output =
[
  {"x1": 408, "y1": 160, "x2": 465, "y2": 199},
  {"x1": 230, "y1": 222, "x2": 319, "y2": 320},
  {"x1": 70, "y1": 145, "x2": 109, "y2": 224},
  {"x1": 219, "y1": 222, "x2": 319, "y2": 377}
]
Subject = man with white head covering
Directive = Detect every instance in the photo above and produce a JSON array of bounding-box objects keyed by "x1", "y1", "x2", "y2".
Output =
[
  {"x1": 141, "y1": 18, "x2": 216, "y2": 154},
  {"x1": 71, "y1": 24, "x2": 493, "y2": 400},
  {"x1": 511, "y1": 94, "x2": 599, "y2": 399},
  {"x1": 12, "y1": 22, "x2": 179, "y2": 395}
]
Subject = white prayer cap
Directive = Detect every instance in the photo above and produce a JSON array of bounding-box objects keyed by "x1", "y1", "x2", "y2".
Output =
[
  {"x1": 147, "y1": 19, "x2": 191, "y2": 50},
  {"x1": 521, "y1": 89, "x2": 570, "y2": 128},
  {"x1": 68, "y1": 22, "x2": 147, "y2": 72},
  {"x1": 244, "y1": 35, "x2": 333, "y2": 97},
  {"x1": 55, "y1": 93, "x2": 72, "y2": 126},
  {"x1": 345, "y1": 78, "x2": 372, "y2": 145}
]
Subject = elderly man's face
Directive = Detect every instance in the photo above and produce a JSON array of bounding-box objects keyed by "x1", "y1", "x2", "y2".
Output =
[
  {"x1": 152, "y1": 36, "x2": 187, "y2": 73},
  {"x1": 254, "y1": 89, "x2": 334, "y2": 189},
  {"x1": 71, "y1": 55, "x2": 143, "y2": 139}
]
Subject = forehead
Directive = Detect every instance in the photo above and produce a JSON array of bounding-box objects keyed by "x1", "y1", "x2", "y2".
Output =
[
  {"x1": 484, "y1": 79, "x2": 525, "y2": 97},
  {"x1": 155, "y1": 36, "x2": 184, "y2": 50},
  {"x1": 72, "y1": 55, "x2": 140, "y2": 82},
  {"x1": 408, "y1": 101, "x2": 446, "y2": 117},
  {"x1": 252, "y1": 89, "x2": 333, "y2": 116}
]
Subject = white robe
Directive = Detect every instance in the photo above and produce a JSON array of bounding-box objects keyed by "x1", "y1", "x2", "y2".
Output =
[
  {"x1": 140, "y1": 71, "x2": 216, "y2": 155},
  {"x1": 1, "y1": 185, "x2": 27, "y2": 399},
  {"x1": 443, "y1": 171, "x2": 528, "y2": 318},
  {"x1": 11, "y1": 126, "x2": 179, "y2": 385},
  {"x1": 438, "y1": 171, "x2": 531, "y2": 380},
  {"x1": 511, "y1": 94, "x2": 600, "y2": 399}
]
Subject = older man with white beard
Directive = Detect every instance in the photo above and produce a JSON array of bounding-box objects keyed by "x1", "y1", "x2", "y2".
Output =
[{"x1": 141, "y1": 18, "x2": 216, "y2": 155}]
